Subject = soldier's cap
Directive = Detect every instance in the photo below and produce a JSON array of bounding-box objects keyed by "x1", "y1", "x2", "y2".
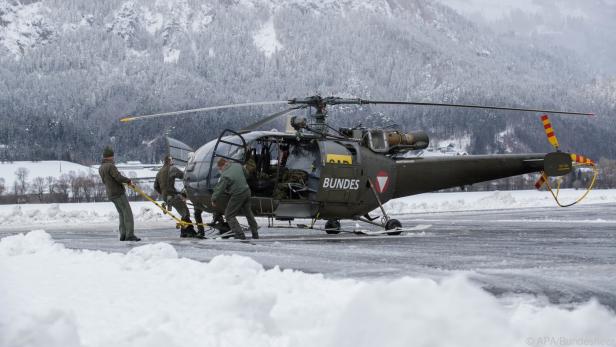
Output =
[{"x1": 103, "y1": 146, "x2": 114, "y2": 158}]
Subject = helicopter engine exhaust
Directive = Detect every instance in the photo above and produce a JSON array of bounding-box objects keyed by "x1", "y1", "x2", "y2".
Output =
[{"x1": 386, "y1": 131, "x2": 429, "y2": 150}]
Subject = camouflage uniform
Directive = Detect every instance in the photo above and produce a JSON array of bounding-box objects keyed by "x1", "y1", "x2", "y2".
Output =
[
  {"x1": 212, "y1": 162, "x2": 259, "y2": 239},
  {"x1": 99, "y1": 157, "x2": 138, "y2": 241},
  {"x1": 155, "y1": 162, "x2": 197, "y2": 237}
]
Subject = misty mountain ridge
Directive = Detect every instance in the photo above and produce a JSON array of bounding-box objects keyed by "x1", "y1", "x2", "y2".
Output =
[{"x1": 0, "y1": 0, "x2": 614, "y2": 163}]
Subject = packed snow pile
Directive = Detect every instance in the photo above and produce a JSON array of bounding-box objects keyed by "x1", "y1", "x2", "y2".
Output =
[{"x1": 1, "y1": 230, "x2": 615, "y2": 347}]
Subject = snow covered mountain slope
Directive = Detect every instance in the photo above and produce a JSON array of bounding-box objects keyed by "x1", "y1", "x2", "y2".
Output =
[
  {"x1": 0, "y1": 0, "x2": 53, "y2": 57},
  {"x1": 0, "y1": 0, "x2": 613, "y2": 162}
]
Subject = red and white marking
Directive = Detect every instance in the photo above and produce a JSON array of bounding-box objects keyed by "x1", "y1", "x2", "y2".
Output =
[{"x1": 375, "y1": 170, "x2": 390, "y2": 193}]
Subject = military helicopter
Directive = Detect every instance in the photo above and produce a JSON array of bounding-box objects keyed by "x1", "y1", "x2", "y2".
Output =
[{"x1": 121, "y1": 95, "x2": 594, "y2": 235}]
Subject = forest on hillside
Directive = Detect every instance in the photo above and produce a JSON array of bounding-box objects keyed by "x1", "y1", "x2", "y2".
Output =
[{"x1": 0, "y1": 0, "x2": 614, "y2": 164}]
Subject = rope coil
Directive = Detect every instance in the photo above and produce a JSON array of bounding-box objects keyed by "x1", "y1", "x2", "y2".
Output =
[{"x1": 540, "y1": 163, "x2": 598, "y2": 207}]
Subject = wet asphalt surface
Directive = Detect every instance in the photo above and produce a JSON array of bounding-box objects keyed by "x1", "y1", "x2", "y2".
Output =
[{"x1": 2, "y1": 203, "x2": 615, "y2": 310}]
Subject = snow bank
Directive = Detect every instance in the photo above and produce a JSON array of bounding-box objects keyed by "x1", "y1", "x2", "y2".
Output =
[
  {"x1": 385, "y1": 189, "x2": 616, "y2": 214},
  {"x1": 2, "y1": 189, "x2": 615, "y2": 228},
  {"x1": 0, "y1": 202, "x2": 170, "y2": 227},
  {"x1": 1, "y1": 231, "x2": 615, "y2": 347}
]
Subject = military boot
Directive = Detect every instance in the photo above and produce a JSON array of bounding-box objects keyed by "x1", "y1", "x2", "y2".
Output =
[
  {"x1": 207, "y1": 216, "x2": 224, "y2": 229},
  {"x1": 234, "y1": 231, "x2": 247, "y2": 240},
  {"x1": 227, "y1": 218, "x2": 246, "y2": 240},
  {"x1": 180, "y1": 228, "x2": 189, "y2": 238},
  {"x1": 196, "y1": 225, "x2": 205, "y2": 238},
  {"x1": 181, "y1": 225, "x2": 199, "y2": 238}
]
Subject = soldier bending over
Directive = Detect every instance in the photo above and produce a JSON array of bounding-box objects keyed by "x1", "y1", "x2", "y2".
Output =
[
  {"x1": 155, "y1": 156, "x2": 199, "y2": 238},
  {"x1": 211, "y1": 158, "x2": 259, "y2": 240}
]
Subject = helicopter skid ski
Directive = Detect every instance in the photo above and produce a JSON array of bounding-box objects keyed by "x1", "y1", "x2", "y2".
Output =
[{"x1": 196, "y1": 224, "x2": 432, "y2": 242}]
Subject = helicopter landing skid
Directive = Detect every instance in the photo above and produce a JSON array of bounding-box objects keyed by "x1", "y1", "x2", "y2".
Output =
[
  {"x1": 203, "y1": 225, "x2": 432, "y2": 242},
  {"x1": 348, "y1": 224, "x2": 432, "y2": 236},
  {"x1": 264, "y1": 223, "x2": 431, "y2": 236}
]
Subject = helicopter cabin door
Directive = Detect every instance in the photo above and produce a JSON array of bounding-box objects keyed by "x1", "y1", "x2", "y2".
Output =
[
  {"x1": 204, "y1": 130, "x2": 247, "y2": 191},
  {"x1": 316, "y1": 141, "x2": 363, "y2": 205},
  {"x1": 166, "y1": 136, "x2": 194, "y2": 167}
]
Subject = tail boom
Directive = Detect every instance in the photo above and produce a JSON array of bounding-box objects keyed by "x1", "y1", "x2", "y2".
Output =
[{"x1": 393, "y1": 153, "x2": 562, "y2": 198}]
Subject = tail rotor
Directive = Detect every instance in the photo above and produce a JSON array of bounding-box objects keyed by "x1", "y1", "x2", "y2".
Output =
[{"x1": 534, "y1": 114, "x2": 598, "y2": 206}]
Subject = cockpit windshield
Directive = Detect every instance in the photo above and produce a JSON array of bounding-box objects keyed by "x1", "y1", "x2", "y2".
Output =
[
  {"x1": 185, "y1": 134, "x2": 246, "y2": 189},
  {"x1": 286, "y1": 142, "x2": 319, "y2": 173},
  {"x1": 187, "y1": 131, "x2": 321, "y2": 194}
]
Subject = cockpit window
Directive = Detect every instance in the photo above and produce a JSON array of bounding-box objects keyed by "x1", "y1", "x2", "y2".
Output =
[
  {"x1": 286, "y1": 142, "x2": 320, "y2": 173},
  {"x1": 215, "y1": 136, "x2": 245, "y2": 161},
  {"x1": 188, "y1": 135, "x2": 246, "y2": 189},
  {"x1": 192, "y1": 135, "x2": 245, "y2": 163}
]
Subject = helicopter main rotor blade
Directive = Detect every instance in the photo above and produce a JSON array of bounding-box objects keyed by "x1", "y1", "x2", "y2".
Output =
[
  {"x1": 119, "y1": 101, "x2": 289, "y2": 123},
  {"x1": 241, "y1": 105, "x2": 309, "y2": 132},
  {"x1": 354, "y1": 99, "x2": 595, "y2": 116}
]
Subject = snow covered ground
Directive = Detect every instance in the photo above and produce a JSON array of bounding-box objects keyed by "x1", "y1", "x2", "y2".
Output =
[
  {"x1": 1, "y1": 189, "x2": 615, "y2": 228},
  {"x1": 2, "y1": 190, "x2": 616, "y2": 347},
  {"x1": 0, "y1": 161, "x2": 95, "y2": 188},
  {"x1": 2, "y1": 230, "x2": 616, "y2": 347}
]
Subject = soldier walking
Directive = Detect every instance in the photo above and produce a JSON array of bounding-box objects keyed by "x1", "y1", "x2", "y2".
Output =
[
  {"x1": 211, "y1": 158, "x2": 259, "y2": 240},
  {"x1": 155, "y1": 156, "x2": 199, "y2": 238},
  {"x1": 98, "y1": 147, "x2": 140, "y2": 241}
]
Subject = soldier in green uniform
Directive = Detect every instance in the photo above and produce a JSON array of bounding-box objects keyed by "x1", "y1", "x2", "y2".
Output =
[
  {"x1": 154, "y1": 156, "x2": 198, "y2": 238},
  {"x1": 211, "y1": 158, "x2": 259, "y2": 240},
  {"x1": 98, "y1": 146, "x2": 140, "y2": 241}
]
